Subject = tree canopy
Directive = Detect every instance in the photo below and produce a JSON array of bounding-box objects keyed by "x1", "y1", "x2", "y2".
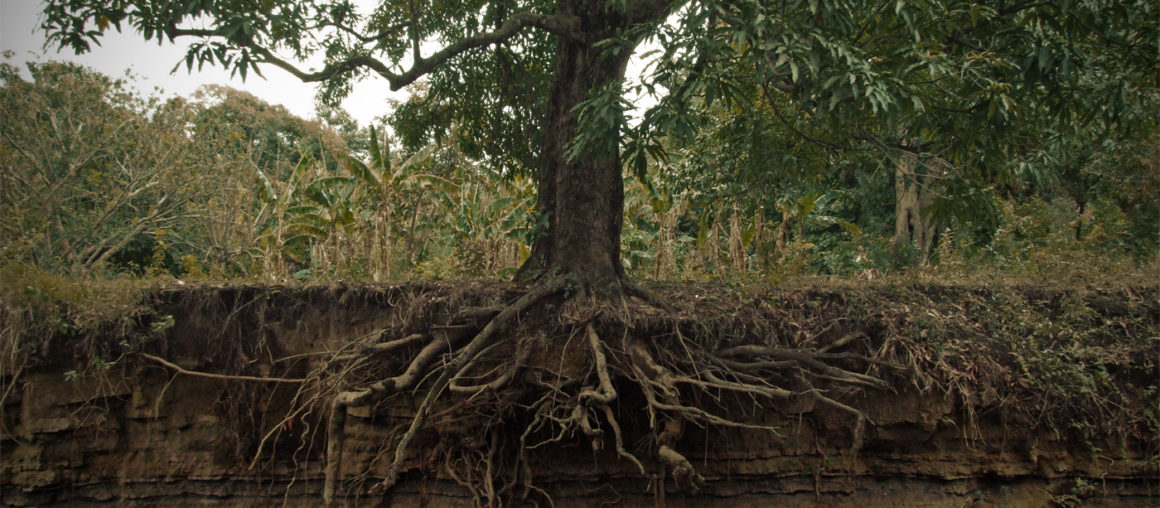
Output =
[{"x1": 40, "y1": 0, "x2": 1158, "y2": 287}]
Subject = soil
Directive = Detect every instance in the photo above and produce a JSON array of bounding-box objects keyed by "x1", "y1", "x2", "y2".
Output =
[{"x1": 2, "y1": 280, "x2": 1157, "y2": 506}]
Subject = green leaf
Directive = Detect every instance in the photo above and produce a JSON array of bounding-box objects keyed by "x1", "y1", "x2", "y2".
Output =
[
  {"x1": 367, "y1": 124, "x2": 389, "y2": 174},
  {"x1": 834, "y1": 218, "x2": 862, "y2": 236},
  {"x1": 399, "y1": 144, "x2": 436, "y2": 173},
  {"x1": 304, "y1": 176, "x2": 353, "y2": 207},
  {"x1": 345, "y1": 155, "x2": 380, "y2": 190},
  {"x1": 742, "y1": 224, "x2": 756, "y2": 248},
  {"x1": 285, "y1": 205, "x2": 320, "y2": 216},
  {"x1": 407, "y1": 173, "x2": 460, "y2": 194},
  {"x1": 696, "y1": 211, "x2": 711, "y2": 247},
  {"x1": 1037, "y1": 46, "x2": 1052, "y2": 72}
]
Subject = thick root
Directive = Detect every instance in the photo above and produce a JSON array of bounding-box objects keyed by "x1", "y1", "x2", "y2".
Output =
[
  {"x1": 323, "y1": 279, "x2": 565, "y2": 504},
  {"x1": 578, "y1": 324, "x2": 616, "y2": 405},
  {"x1": 373, "y1": 279, "x2": 566, "y2": 496},
  {"x1": 716, "y1": 345, "x2": 888, "y2": 390},
  {"x1": 313, "y1": 281, "x2": 891, "y2": 504},
  {"x1": 656, "y1": 418, "x2": 704, "y2": 494},
  {"x1": 657, "y1": 445, "x2": 703, "y2": 493},
  {"x1": 323, "y1": 332, "x2": 453, "y2": 503},
  {"x1": 448, "y1": 343, "x2": 528, "y2": 395}
]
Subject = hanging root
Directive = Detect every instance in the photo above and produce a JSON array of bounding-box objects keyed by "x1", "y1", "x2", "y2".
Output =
[
  {"x1": 656, "y1": 418, "x2": 703, "y2": 493},
  {"x1": 711, "y1": 343, "x2": 893, "y2": 451},
  {"x1": 316, "y1": 281, "x2": 896, "y2": 504},
  {"x1": 579, "y1": 324, "x2": 616, "y2": 406},
  {"x1": 448, "y1": 342, "x2": 528, "y2": 395},
  {"x1": 626, "y1": 340, "x2": 722, "y2": 495},
  {"x1": 323, "y1": 331, "x2": 455, "y2": 503},
  {"x1": 572, "y1": 324, "x2": 646, "y2": 474},
  {"x1": 615, "y1": 322, "x2": 893, "y2": 496},
  {"x1": 321, "y1": 279, "x2": 566, "y2": 503},
  {"x1": 715, "y1": 345, "x2": 890, "y2": 390}
]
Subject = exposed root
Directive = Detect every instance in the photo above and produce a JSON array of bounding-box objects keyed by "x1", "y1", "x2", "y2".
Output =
[
  {"x1": 338, "y1": 332, "x2": 426, "y2": 360},
  {"x1": 571, "y1": 404, "x2": 602, "y2": 443},
  {"x1": 716, "y1": 345, "x2": 889, "y2": 390},
  {"x1": 141, "y1": 353, "x2": 306, "y2": 384},
  {"x1": 568, "y1": 324, "x2": 645, "y2": 474},
  {"x1": 818, "y1": 331, "x2": 864, "y2": 353},
  {"x1": 448, "y1": 342, "x2": 528, "y2": 395},
  {"x1": 25, "y1": 276, "x2": 1144, "y2": 506},
  {"x1": 579, "y1": 324, "x2": 616, "y2": 405},
  {"x1": 322, "y1": 390, "x2": 356, "y2": 503},
  {"x1": 598, "y1": 403, "x2": 646, "y2": 474},
  {"x1": 651, "y1": 418, "x2": 701, "y2": 504},
  {"x1": 808, "y1": 389, "x2": 869, "y2": 451},
  {"x1": 324, "y1": 330, "x2": 460, "y2": 501},
  {"x1": 328, "y1": 279, "x2": 566, "y2": 502},
  {"x1": 310, "y1": 280, "x2": 893, "y2": 503},
  {"x1": 624, "y1": 283, "x2": 678, "y2": 314},
  {"x1": 656, "y1": 420, "x2": 703, "y2": 494}
]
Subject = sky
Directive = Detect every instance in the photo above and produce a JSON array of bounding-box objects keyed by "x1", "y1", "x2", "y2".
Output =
[
  {"x1": 0, "y1": 1, "x2": 401, "y2": 126},
  {"x1": 0, "y1": 1, "x2": 657, "y2": 128}
]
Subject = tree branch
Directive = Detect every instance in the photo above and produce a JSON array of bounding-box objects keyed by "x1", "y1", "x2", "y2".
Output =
[{"x1": 170, "y1": 12, "x2": 582, "y2": 91}]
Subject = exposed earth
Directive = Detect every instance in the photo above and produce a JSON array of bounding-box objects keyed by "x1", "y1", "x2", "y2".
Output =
[{"x1": 2, "y1": 279, "x2": 1157, "y2": 506}]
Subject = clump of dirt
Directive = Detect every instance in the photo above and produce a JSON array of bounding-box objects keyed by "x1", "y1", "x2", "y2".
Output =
[{"x1": 2, "y1": 278, "x2": 1157, "y2": 506}]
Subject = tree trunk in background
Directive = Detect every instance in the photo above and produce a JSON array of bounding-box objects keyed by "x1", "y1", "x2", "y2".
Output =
[{"x1": 894, "y1": 151, "x2": 940, "y2": 258}]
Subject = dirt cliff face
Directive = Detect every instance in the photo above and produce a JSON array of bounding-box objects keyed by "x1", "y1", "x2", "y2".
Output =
[{"x1": 2, "y1": 282, "x2": 1157, "y2": 506}]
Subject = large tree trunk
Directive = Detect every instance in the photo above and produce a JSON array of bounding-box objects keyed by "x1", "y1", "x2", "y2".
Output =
[{"x1": 515, "y1": 3, "x2": 645, "y2": 290}]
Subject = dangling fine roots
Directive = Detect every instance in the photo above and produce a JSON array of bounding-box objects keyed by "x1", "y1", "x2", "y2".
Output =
[
  {"x1": 311, "y1": 279, "x2": 896, "y2": 505},
  {"x1": 323, "y1": 279, "x2": 566, "y2": 504}
]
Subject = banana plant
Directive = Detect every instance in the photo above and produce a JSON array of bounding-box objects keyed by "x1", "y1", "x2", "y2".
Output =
[
  {"x1": 621, "y1": 176, "x2": 660, "y2": 276},
  {"x1": 777, "y1": 192, "x2": 862, "y2": 243},
  {"x1": 248, "y1": 126, "x2": 532, "y2": 280},
  {"x1": 343, "y1": 126, "x2": 457, "y2": 280},
  {"x1": 434, "y1": 168, "x2": 535, "y2": 277},
  {"x1": 250, "y1": 149, "x2": 372, "y2": 278},
  {"x1": 248, "y1": 152, "x2": 316, "y2": 278}
]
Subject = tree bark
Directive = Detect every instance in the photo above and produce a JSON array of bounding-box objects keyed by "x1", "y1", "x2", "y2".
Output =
[{"x1": 516, "y1": 1, "x2": 666, "y2": 290}]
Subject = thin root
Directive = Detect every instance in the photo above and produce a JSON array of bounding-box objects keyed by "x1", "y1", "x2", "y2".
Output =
[{"x1": 372, "y1": 279, "x2": 566, "y2": 497}]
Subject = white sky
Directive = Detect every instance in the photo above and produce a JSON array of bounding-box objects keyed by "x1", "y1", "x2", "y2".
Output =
[
  {"x1": 0, "y1": 0, "x2": 401, "y2": 126},
  {"x1": 0, "y1": 1, "x2": 655, "y2": 128}
]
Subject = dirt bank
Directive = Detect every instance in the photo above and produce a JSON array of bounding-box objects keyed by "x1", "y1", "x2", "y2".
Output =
[{"x1": 2, "y1": 280, "x2": 1157, "y2": 506}]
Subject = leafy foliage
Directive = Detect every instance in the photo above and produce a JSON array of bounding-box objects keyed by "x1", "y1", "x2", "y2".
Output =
[
  {"x1": 0, "y1": 61, "x2": 201, "y2": 275},
  {"x1": 2, "y1": 54, "x2": 1155, "y2": 285},
  {"x1": 35, "y1": 0, "x2": 1158, "y2": 286}
]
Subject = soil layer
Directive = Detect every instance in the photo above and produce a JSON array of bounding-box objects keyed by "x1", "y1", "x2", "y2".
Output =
[{"x1": 2, "y1": 280, "x2": 1157, "y2": 506}]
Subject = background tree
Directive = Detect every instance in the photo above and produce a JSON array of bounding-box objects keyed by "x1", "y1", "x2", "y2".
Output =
[
  {"x1": 179, "y1": 85, "x2": 352, "y2": 276},
  {"x1": 630, "y1": 0, "x2": 1157, "y2": 265},
  {"x1": 0, "y1": 61, "x2": 200, "y2": 274}
]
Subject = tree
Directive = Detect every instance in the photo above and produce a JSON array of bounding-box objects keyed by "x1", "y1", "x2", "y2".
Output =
[
  {"x1": 43, "y1": 0, "x2": 680, "y2": 291},
  {"x1": 0, "y1": 61, "x2": 199, "y2": 274},
  {"x1": 39, "y1": 1, "x2": 1158, "y2": 503},
  {"x1": 628, "y1": 0, "x2": 1157, "y2": 262}
]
